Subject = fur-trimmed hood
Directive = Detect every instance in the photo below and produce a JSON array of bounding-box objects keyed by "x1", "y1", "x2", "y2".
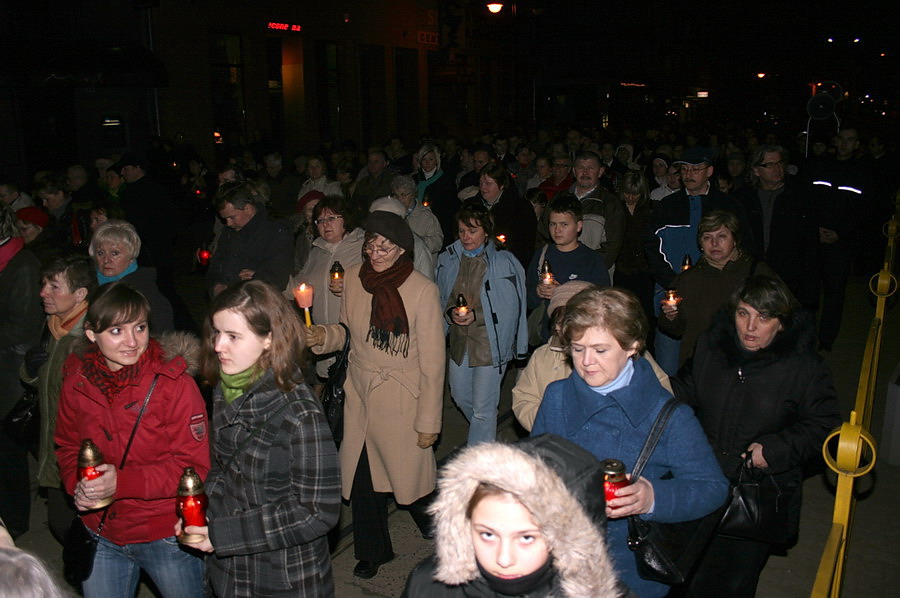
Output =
[
  {"x1": 71, "y1": 331, "x2": 201, "y2": 376},
  {"x1": 430, "y1": 437, "x2": 624, "y2": 597}
]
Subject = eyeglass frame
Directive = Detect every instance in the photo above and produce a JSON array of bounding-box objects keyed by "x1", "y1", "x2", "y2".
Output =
[
  {"x1": 757, "y1": 159, "x2": 786, "y2": 169},
  {"x1": 314, "y1": 215, "x2": 344, "y2": 226},
  {"x1": 363, "y1": 241, "x2": 400, "y2": 257},
  {"x1": 679, "y1": 164, "x2": 710, "y2": 175}
]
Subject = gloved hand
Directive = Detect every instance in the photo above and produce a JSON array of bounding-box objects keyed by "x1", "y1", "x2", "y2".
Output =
[
  {"x1": 302, "y1": 325, "x2": 326, "y2": 348},
  {"x1": 417, "y1": 433, "x2": 439, "y2": 449},
  {"x1": 24, "y1": 346, "x2": 50, "y2": 378}
]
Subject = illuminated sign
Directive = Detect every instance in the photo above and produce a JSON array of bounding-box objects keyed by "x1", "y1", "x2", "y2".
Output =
[
  {"x1": 697, "y1": 91, "x2": 709, "y2": 98},
  {"x1": 417, "y1": 30, "x2": 439, "y2": 45},
  {"x1": 266, "y1": 22, "x2": 302, "y2": 33}
]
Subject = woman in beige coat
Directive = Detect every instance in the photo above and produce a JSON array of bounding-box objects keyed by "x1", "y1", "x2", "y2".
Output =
[{"x1": 305, "y1": 211, "x2": 445, "y2": 580}]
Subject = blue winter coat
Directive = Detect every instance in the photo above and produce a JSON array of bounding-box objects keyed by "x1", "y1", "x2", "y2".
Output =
[
  {"x1": 532, "y1": 357, "x2": 728, "y2": 598},
  {"x1": 435, "y1": 241, "x2": 528, "y2": 367}
]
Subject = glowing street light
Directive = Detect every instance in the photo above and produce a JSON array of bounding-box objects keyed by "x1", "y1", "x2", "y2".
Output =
[{"x1": 487, "y1": 2, "x2": 504, "y2": 13}]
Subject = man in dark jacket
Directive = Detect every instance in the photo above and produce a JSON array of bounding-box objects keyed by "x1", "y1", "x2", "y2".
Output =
[
  {"x1": 207, "y1": 182, "x2": 294, "y2": 297},
  {"x1": 735, "y1": 145, "x2": 819, "y2": 310}
]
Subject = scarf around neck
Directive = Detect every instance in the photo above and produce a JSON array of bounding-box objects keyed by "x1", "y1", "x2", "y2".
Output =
[
  {"x1": 97, "y1": 260, "x2": 138, "y2": 285},
  {"x1": 416, "y1": 169, "x2": 444, "y2": 204},
  {"x1": 48, "y1": 301, "x2": 88, "y2": 340},
  {"x1": 0, "y1": 236, "x2": 24, "y2": 272},
  {"x1": 81, "y1": 338, "x2": 163, "y2": 403},
  {"x1": 359, "y1": 255, "x2": 413, "y2": 357},
  {"x1": 219, "y1": 366, "x2": 264, "y2": 403}
]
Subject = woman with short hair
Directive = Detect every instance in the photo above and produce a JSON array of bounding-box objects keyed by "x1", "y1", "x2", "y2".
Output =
[
  {"x1": 673, "y1": 276, "x2": 841, "y2": 597},
  {"x1": 532, "y1": 286, "x2": 728, "y2": 598},
  {"x1": 89, "y1": 220, "x2": 174, "y2": 332},
  {"x1": 658, "y1": 210, "x2": 780, "y2": 366}
]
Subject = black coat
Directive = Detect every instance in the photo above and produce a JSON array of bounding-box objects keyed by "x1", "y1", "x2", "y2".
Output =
[
  {"x1": 672, "y1": 310, "x2": 841, "y2": 538},
  {"x1": 734, "y1": 179, "x2": 819, "y2": 309}
]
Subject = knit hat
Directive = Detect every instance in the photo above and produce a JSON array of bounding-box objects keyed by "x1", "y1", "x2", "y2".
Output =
[
  {"x1": 365, "y1": 210, "x2": 414, "y2": 254},
  {"x1": 16, "y1": 207, "x2": 50, "y2": 229},
  {"x1": 548, "y1": 280, "x2": 595, "y2": 317},
  {"x1": 297, "y1": 190, "x2": 325, "y2": 213},
  {"x1": 369, "y1": 196, "x2": 406, "y2": 218}
]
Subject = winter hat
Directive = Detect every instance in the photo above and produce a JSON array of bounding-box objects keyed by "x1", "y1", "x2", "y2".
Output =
[
  {"x1": 365, "y1": 210, "x2": 414, "y2": 254},
  {"x1": 16, "y1": 207, "x2": 50, "y2": 229},
  {"x1": 369, "y1": 196, "x2": 406, "y2": 218},
  {"x1": 549, "y1": 280, "x2": 595, "y2": 318}
]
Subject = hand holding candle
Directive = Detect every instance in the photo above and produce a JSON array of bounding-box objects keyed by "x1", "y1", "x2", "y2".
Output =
[
  {"x1": 293, "y1": 283, "x2": 314, "y2": 326},
  {"x1": 177, "y1": 467, "x2": 209, "y2": 545},
  {"x1": 660, "y1": 289, "x2": 682, "y2": 321}
]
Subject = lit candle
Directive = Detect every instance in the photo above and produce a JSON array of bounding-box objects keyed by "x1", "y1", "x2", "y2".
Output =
[
  {"x1": 496, "y1": 234, "x2": 507, "y2": 244},
  {"x1": 664, "y1": 289, "x2": 682, "y2": 307},
  {"x1": 176, "y1": 467, "x2": 209, "y2": 545},
  {"x1": 456, "y1": 293, "x2": 468, "y2": 315},
  {"x1": 540, "y1": 259, "x2": 554, "y2": 285},
  {"x1": 78, "y1": 438, "x2": 113, "y2": 508},
  {"x1": 293, "y1": 283, "x2": 314, "y2": 326},
  {"x1": 195, "y1": 247, "x2": 211, "y2": 267},
  {"x1": 330, "y1": 261, "x2": 344, "y2": 281}
]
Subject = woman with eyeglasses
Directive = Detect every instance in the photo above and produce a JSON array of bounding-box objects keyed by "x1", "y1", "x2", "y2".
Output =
[
  {"x1": 304, "y1": 211, "x2": 445, "y2": 580},
  {"x1": 435, "y1": 203, "x2": 528, "y2": 445},
  {"x1": 286, "y1": 195, "x2": 364, "y2": 386}
]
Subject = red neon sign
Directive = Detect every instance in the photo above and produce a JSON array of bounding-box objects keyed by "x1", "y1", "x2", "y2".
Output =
[{"x1": 267, "y1": 22, "x2": 302, "y2": 32}]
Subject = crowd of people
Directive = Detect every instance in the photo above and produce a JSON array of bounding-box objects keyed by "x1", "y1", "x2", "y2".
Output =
[{"x1": 0, "y1": 120, "x2": 892, "y2": 596}]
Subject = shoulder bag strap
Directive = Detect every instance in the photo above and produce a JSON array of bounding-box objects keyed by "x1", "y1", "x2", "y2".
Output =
[
  {"x1": 94, "y1": 372, "x2": 161, "y2": 535},
  {"x1": 631, "y1": 398, "x2": 679, "y2": 481}
]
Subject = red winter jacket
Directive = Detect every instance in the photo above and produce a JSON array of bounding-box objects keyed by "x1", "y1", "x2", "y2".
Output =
[{"x1": 55, "y1": 334, "x2": 210, "y2": 545}]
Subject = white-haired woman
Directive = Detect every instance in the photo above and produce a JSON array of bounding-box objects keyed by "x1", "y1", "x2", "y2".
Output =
[{"x1": 89, "y1": 220, "x2": 174, "y2": 332}]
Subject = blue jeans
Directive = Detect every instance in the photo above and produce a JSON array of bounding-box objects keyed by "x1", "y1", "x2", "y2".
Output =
[
  {"x1": 449, "y1": 353, "x2": 507, "y2": 445},
  {"x1": 83, "y1": 534, "x2": 205, "y2": 598}
]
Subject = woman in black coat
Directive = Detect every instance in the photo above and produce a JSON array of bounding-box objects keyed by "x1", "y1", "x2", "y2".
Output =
[{"x1": 672, "y1": 275, "x2": 841, "y2": 598}]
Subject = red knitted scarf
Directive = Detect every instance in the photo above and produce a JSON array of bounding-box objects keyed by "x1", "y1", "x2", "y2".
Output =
[{"x1": 81, "y1": 338, "x2": 163, "y2": 403}]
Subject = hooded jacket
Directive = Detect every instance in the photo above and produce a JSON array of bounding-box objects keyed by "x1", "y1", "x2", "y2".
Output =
[
  {"x1": 403, "y1": 436, "x2": 627, "y2": 597},
  {"x1": 55, "y1": 332, "x2": 210, "y2": 545}
]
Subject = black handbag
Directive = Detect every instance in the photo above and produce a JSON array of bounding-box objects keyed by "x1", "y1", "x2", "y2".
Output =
[
  {"x1": 62, "y1": 374, "x2": 159, "y2": 586},
  {"x1": 718, "y1": 453, "x2": 791, "y2": 544},
  {"x1": 2, "y1": 388, "x2": 39, "y2": 446},
  {"x1": 320, "y1": 322, "x2": 350, "y2": 445},
  {"x1": 3, "y1": 326, "x2": 51, "y2": 446},
  {"x1": 626, "y1": 399, "x2": 722, "y2": 585}
]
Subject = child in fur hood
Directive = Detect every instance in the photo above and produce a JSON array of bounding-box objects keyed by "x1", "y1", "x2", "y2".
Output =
[{"x1": 403, "y1": 435, "x2": 634, "y2": 597}]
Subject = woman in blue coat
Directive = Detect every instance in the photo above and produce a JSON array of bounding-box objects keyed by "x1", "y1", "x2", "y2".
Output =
[
  {"x1": 436, "y1": 203, "x2": 528, "y2": 445},
  {"x1": 532, "y1": 286, "x2": 728, "y2": 598}
]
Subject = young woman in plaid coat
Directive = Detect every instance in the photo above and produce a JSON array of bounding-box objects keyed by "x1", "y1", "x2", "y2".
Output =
[{"x1": 182, "y1": 280, "x2": 341, "y2": 597}]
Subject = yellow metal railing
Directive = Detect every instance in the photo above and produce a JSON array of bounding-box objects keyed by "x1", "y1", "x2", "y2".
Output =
[{"x1": 811, "y1": 191, "x2": 899, "y2": 597}]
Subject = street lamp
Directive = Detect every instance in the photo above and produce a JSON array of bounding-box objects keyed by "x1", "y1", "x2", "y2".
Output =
[{"x1": 487, "y1": 3, "x2": 504, "y2": 13}]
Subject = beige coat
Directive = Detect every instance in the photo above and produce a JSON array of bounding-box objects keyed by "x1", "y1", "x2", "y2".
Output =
[
  {"x1": 314, "y1": 263, "x2": 445, "y2": 504},
  {"x1": 512, "y1": 345, "x2": 673, "y2": 431}
]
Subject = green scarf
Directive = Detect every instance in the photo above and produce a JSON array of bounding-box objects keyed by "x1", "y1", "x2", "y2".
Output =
[{"x1": 219, "y1": 367, "x2": 263, "y2": 403}]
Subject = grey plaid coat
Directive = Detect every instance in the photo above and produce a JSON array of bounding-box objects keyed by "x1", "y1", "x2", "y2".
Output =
[{"x1": 205, "y1": 370, "x2": 341, "y2": 597}]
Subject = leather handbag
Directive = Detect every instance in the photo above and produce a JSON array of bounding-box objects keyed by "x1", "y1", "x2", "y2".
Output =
[
  {"x1": 626, "y1": 399, "x2": 722, "y2": 585},
  {"x1": 2, "y1": 388, "x2": 39, "y2": 446},
  {"x1": 320, "y1": 323, "x2": 350, "y2": 445},
  {"x1": 718, "y1": 453, "x2": 790, "y2": 544},
  {"x1": 62, "y1": 374, "x2": 159, "y2": 586}
]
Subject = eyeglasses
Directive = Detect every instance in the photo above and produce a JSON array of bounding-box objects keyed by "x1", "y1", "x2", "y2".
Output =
[
  {"x1": 314, "y1": 215, "x2": 344, "y2": 226},
  {"x1": 758, "y1": 160, "x2": 786, "y2": 169},
  {"x1": 363, "y1": 242, "x2": 398, "y2": 257},
  {"x1": 679, "y1": 165, "x2": 708, "y2": 175}
]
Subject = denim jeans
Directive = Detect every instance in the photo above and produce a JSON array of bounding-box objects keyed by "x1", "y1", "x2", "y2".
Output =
[
  {"x1": 449, "y1": 353, "x2": 507, "y2": 445},
  {"x1": 83, "y1": 534, "x2": 204, "y2": 598}
]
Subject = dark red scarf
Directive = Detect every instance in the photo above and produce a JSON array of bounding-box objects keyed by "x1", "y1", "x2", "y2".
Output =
[
  {"x1": 81, "y1": 338, "x2": 163, "y2": 403},
  {"x1": 358, "y1": 254, "x2": 413, "y2": 357}
]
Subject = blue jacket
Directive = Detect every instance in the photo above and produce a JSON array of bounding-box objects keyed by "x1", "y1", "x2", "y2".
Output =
[
  {"x1": 435, "y1": 241, "x2": 528, "y2": 367},
  {"x1": 533, "y1": 358, "x2": 728, "y2": 598}
]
